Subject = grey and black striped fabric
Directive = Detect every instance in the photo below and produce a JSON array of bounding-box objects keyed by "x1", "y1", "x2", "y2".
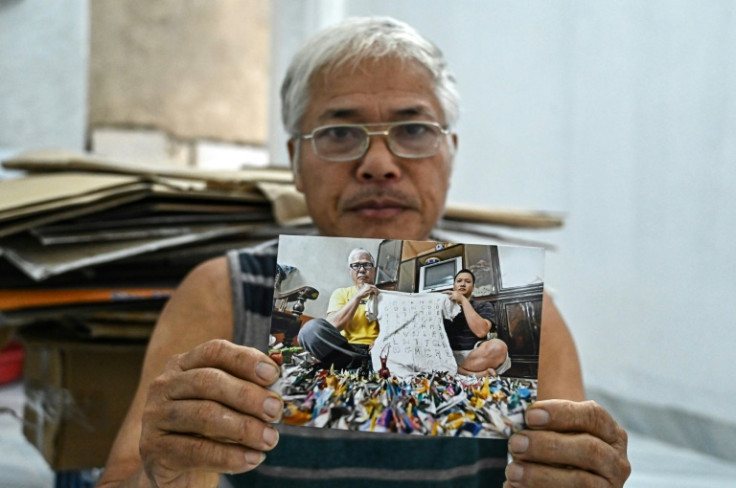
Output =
[{"x1": 224, "y1": 242, "x2": 508, "y2": 487}]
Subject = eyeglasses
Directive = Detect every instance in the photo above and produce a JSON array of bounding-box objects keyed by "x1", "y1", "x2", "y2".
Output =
[
  {"x1": 299, "y1": 121, "x2": 450, "y2": 162},
  {"x1": 349, "y1": 262, "x2": 375, "y2": 271}
]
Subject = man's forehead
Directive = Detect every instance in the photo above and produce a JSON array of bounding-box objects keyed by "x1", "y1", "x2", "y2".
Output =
[
  {"x1": 305, "y1": 57, "x2": 444, "y2": 127},
  {"x1": 351, "y1": 254, "x2": 372, "y2": 262}
]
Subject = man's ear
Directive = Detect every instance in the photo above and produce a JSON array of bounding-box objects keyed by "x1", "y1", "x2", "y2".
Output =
[
  {"x1": 287, "y1": 138, "x2": 304, "y2": 192},
  {"x1": 445, "y1": 132, "x2": 459, "y2": 189},
  {"x1": 450, "y1": 133, "x2": 459, "y2": 162}
]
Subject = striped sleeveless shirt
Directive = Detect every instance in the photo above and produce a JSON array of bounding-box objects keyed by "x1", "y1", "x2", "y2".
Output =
[{"x1": 224, "y1": 242, "x2": 508, "y2": 488}]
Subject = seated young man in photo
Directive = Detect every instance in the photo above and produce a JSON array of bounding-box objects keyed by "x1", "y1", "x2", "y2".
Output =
[{"x1": 445, "y1": 269, "x2": 511, "y2": 376}]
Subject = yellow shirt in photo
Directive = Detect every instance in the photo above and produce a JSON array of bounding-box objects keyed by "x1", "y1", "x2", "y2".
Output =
[{"x1": 327, "y1": 285, "x2": 379, "y2": 345}]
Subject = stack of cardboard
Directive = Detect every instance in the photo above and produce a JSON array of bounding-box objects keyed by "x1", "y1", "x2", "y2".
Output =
[
  {"x1": 0, "y1": 150, "x2": 563, "y2": 470},
  {"x1": 0, "y1": 150, "x2": 312, "y2": 471}
]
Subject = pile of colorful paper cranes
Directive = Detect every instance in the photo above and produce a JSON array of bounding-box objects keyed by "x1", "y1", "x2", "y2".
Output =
[{"x1": 276, "y1": 352, "x2": 536, "y2": 438}]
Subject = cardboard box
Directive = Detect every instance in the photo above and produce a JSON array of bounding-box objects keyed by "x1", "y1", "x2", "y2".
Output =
[{"x1": 21, "y1": 335, "x2": 146, "y2": 471}]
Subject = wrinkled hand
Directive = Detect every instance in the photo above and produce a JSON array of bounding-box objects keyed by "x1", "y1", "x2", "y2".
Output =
[
  {"x1": 504, "y1": 400, "x2": 630, "y2": 487},
  {"x1": 139, "y1": 339, "x2": 283, "y2": 487}
]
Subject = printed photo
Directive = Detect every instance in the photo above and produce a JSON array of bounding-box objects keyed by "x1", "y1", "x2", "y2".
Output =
[{"x1": 270, "y1": 235, "x2": 545, "y2": 439}]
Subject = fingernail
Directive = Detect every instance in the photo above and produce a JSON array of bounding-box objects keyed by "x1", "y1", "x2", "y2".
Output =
[
  {"x1": 263, "y1": 396, "x2": 282, "y2": 419},
  {"x1": 527, "y1": 408, "x2": 550, "y2": 427},
  {"x1": 256, "y1": 361, "x2": 280, "y2": 383},
  {"x1": 508, "y1": 434, "x2": 529, "y2": 454},
  {"x1": 245, "y1": 451, "x2": 265, "y2": 466},
  {"x1": 506, "y1": 462, "x2": 524, "y2": 481},
  {"x1": 263, "y1": 426, "x2": 279, "y2": 446}
]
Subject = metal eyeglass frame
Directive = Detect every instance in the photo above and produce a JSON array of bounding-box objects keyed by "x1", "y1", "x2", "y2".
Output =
[{"x1": 297, "y1": 121, "x2": 451, "y2": 162}]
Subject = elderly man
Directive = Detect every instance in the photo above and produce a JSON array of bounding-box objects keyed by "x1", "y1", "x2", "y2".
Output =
[
  {"x1": 297, "y1": 248, "x2": 379, "y2": 369},
  {"x1": 445, "y1": 269, "x2": 512, "y2": 377},
  {"x1": 99, "y1": 16, "x2": 630, "y2": 488}
]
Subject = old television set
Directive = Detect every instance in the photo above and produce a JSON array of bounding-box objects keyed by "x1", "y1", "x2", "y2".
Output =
[{"x1": 418, "y1": 256, "x2": 463, "y2": 293}]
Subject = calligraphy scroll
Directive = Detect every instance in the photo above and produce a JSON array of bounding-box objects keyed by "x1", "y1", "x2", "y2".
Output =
[{"x1": 369, "y1": 290, "x2": 460, "y2": 377}]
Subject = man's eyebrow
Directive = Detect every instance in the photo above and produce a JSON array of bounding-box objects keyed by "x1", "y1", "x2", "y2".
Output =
[
  {"x1": 317, "y1": 106, "x2": 437, "y2": 123},
  {"x1": 319, "y1": 109, "x2": 357, "y2": 121},
  {"x1": 393, "y1": 106, "x2": 434, "y2": 118}
]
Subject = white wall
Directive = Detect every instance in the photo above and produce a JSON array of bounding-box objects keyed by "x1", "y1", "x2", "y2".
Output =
[
  {"x1": 270, "y1": 0, "x2": 736, "y2": 448},
  {"x1": 0, "y1": 0, "x2": 89, "y2": 151}
]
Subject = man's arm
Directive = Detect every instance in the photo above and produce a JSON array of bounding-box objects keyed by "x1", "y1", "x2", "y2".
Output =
[
  {"x1": 503, "y1": 293, "x2": 630, "y2": 487},
  {"x1": 97, "y1": 257, "x2": 282, "y2": 488},
  {"x1": 325, "y1": 284, "x2": 377, "y2": 330},
  {"x1": 448, "y1": 292, "x2": 492, "y2": 339},
  {"x1": 537, "y1": 293, "x2": 583, "y2": 401}
]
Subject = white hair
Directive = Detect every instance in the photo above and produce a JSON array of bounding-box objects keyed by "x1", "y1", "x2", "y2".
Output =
[
  {"x1": 347, "y1": 248, "x2": 375, "y2": 265},
  {"x1": 280, "y1": 16, "x2": 460, "y2": 139}
]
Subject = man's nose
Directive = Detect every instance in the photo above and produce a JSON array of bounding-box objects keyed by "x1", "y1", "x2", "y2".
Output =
[{"x1": 355, "y1": 135, "x2": 403, "y2": 182}]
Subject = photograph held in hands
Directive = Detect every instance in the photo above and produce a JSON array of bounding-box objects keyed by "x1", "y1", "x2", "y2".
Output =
[{"x1": 269, "y1": 234, "x2": 546, "y2": 439}]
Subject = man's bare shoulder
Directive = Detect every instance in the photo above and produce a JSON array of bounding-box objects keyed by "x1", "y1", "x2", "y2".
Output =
[
  {"x1": 177, "y1": 255, "x2": 230, "y2": 294},
  {"x1": 151, "y1": 256, "x2": 234, "y2": 346}
]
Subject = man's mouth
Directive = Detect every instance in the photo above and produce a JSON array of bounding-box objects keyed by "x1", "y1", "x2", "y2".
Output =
[
  {"x1": 341, "y1": 189, "x2": 419, "y2": 220},
  {"x1": 346, "y1": 199, "x2": 411, "y2": 219}
]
